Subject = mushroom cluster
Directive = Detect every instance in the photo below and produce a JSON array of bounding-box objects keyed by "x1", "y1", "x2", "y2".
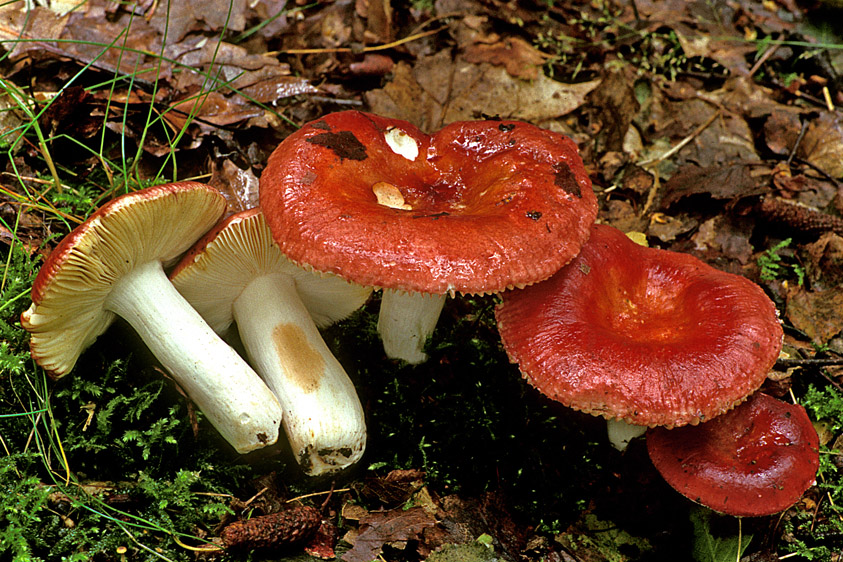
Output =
[
  {"x1": 495, "y1": 223, "x2": 817, "y2": 515},
  {"x1": 21, "y1": 111, "x2": 818, "y2": 515},
  {"x1": 21, "y1": 182, "x2": 285, "y2": 454},
  {"x1": 21, "y1": 182, "x2": 371, "y2": 475}
]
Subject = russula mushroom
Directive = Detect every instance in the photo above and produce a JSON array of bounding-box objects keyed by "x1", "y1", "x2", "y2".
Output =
[
  {"x1": 259, "y1": 110, "x2": 597, "y2": 364},
  {"x1": 647, "y1": 392, "x2": 819, "y2": 517},
  {"x1": 170, "y1": 208, "x2": 371, "y2": 475},
  {"x1": 20, "y1": 183, "x2": 283, "y2": 454},
  {"x1": 495, "y1": 223, "x2": 783, "y2": 449}
]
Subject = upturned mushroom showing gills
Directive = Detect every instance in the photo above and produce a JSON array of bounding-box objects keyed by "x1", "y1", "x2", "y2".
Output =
[
  {"x1": 647, "y1": 392, "x2": 819, "y2": 517},
  {"x1": 20, "y1": 183, "x2": 283, "y2": 454},
  {"x1": 495, "y1": 223, "x2": 783, "y2": 449},
  {"x1": 170, "y1": 208, "x2": 371, "y2": 476},
  {"x1": 259, "y1": 110, "x2": 597, "y2": 364}
]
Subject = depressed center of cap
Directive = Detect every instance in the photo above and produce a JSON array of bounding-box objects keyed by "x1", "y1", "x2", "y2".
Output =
[{"x1": 373, "y1": 181, "x2": 412, "y2": 210}]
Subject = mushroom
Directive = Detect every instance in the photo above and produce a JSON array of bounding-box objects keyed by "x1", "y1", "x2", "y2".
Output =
[
  {"x1": 647, "y1": 392, "x2": 819, "y2": 517},
  {"x1": 259, "y1": 110, "x2": 597, "y2": 364},
  {"x1": 495, "y1": 223, "x2": 783, "y2": 450},
  {"x1": 170, "y1": 208, "x2": 371, "y2": 475},
  {"x1": 20, "y1": 182, "x2": 283, "y2": 454}
]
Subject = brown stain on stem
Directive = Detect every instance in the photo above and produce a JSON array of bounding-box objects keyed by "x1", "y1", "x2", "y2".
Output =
[{"x1": 272, "y1": 323, "x2": 324, "y2": 393}]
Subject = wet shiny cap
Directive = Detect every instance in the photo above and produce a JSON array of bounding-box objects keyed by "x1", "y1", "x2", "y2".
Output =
[{"x1": 647, "y1": 392, "x2": 819, "y2": 517}]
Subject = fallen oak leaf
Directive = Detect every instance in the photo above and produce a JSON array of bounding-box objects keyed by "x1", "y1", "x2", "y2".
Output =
[{"x1": 341, "y1": 506, "x2": 437, "y2": 562}]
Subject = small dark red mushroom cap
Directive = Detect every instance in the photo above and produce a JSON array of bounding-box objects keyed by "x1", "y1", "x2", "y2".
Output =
[
  {"x1": 259, "y1": 110, "x2": 597, "y2": 294},
  {"x1": 495, "y1": 223, "x2": 783, "y2": 428},
  {"x1": 647, "y1": 392, "x2": 819, "y2": 517}
]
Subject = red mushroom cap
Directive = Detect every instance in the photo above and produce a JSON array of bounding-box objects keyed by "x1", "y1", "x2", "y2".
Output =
[
  {"x1": 259, "y1": 110, "x2": 597, "y2": 294},
  {"x1": 495, "y1": 223, "x2": 783, "y2": 428},
  {"x1": 647, "y1": 392, "x2": 819, "y2": 517}
]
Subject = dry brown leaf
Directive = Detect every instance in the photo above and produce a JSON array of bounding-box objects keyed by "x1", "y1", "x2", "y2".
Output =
[
  {"x1": 654, "y1": 98, "x2": 758, "y2": 167},
  {"x1": 304, "y1": 518, "x2": 339, "y2": 560},
  {"x1": 147, "y1": 0, "x2": 247, "y2": 42},
  {"x1": 688, "y1": 215, "x2": 754, "y2": 264},
  {"x1": 786, "y1": 286, "x2": 843, "y2": 345},
  {"x1": 589, "y1": 69, "x2": 640, "y2": 153},
  {"x1": 647, "y1": 213, "x2": 698, "y2": 243},
  {"x1": 209, "y1": 159, "x2": 260, "y2": 213},
  {"x1": 674, "y1": 28, "x2": 755, "y2": 76},
  {"x1": 62, "y1": 10, "x2": 163, "y2": 83},
  {"x1": 0, "y1": 5, "x2": 68, "y2": 60},
  {"x1": 601, "y1": 199, "x2": 646, "y2": 234},
  {"x1": 341, "y1": 507, "x2": 436, "y2": 562},
  {"x1": 165, "y1": 91, "x2": 263, "y2": 131},
  {"x1": 660, "y1": 163, "x2": 763, "y2": 208},
  {"x1": 463, "y1": 36, "x2": 551, "y2": 80},
  {"x1": 719, "y1": 76, "x2": 805, "y2": 120},
  {"x1": 803, "y1": 232, "x2": 843, "y2": 289},
  {"x1": 764, "y1": 110, "x2": 803, "y2": 156},
  {"x1": 357, "y1": 469, "x2": 426, "y2": 508},
  {"x1": 356, "y1": 0, "x2": 393, "y2": 44},
  {"x1": 40, "y1": 85, "x2": 101, "y2": 139},
  {"x1": 365, "y1": 50, "x2": 600, "y2": 132},
  {"x1": 799, "y1": 112, "x2": 843, "y2": 179}
]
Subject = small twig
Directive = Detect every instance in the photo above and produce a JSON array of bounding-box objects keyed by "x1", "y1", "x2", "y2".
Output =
[
  {"x1": 818, "y1": 369, "x2": 843, "y2": 396},
  {"x1": 785, "y1": 119, "x2": 808, "y2": 167},
  {"x1": 309, "y1": 95, "x2": 364, "y2": 106},
  {"x1": 641, "y1": 167, "x2": 660, "y2": 217},
  {"x1": 271, "y1": 26, "x2": 445, "y2": 56},
  {"x1": 823, "y1": 85, "x2": 835, "y2": 112},
  {"x1": 776, "y1": 358, "x2": 843, "y2": 368},
  {"x1": 407, "y1": 11, "x2": 462, "y2": 37},
  {"x1": 285, "y1": 487, "x2": 351, "y2": 504},
  {"x1": 637, "y1": 110, "x2": 721, "y2": 167},
  {"x1": 810, "y1": 493, "x2": 824, "y2": 534},
  {"x1": 749, "y1": 41, "x2": 780, "y2": 78},
  {"x1": 243, "y1": 486, "x2": 269, "y2": 508}
]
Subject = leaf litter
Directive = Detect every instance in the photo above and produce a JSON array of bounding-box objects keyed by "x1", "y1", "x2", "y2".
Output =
[{"x1": 2, "y1": 0, "x2": 843, "y2": 561}]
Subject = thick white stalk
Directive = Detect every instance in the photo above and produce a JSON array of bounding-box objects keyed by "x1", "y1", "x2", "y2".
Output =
[
  {"x1": 606, "y1": 418, "x2": 647, "y2": 451},
  {"x1": 105, "y1": 260, "x2": 283, "y2": 454},
  {"x1": 233, "y1": 273, "x2": 366, "y2": 476},
  {"x1": 377, "y1": 289, "x2": 447, "y2": 364}
]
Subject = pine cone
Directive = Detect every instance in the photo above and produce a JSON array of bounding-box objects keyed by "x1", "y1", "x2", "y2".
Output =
[
  {"x1": 221, "y1": 505, "x2": 321, "y2": 551},
  {"x1": 758, "y1": 196, "x2": 843, "y2": 236}
]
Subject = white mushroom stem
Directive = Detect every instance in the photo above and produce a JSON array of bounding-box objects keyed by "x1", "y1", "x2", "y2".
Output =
[
  {"x1": 232, "y1": 273, "x2": 367, "y2": 476},
  {"x1": 104, "y1": 260, "x2": 283, "y2": 454},
  {"x1": 606, "y1": 419, "x2": 648, "y2": 451},
  {"x1": 377, "y1": 289, "x2": 447, "y2": 364}
]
